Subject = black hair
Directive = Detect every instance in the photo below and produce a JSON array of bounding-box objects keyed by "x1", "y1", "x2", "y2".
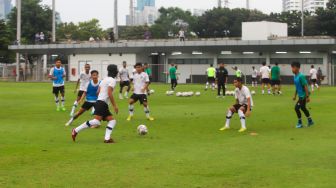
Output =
[
  {"x1": 144, "y1": 63, "x2": 148, "y2": 66},
  {"x1": 311, "y1": 65, "x2": 314, "y2": 68},
  {"x1": 210, "y1": 64, "x2": 213, "y2": 67},
  {"x1": 291, "y1": 62, "x2": 301, "y2": 68},
  {"x1": 135, "y1": 62, "x2": 142, "y2": 67},
  {"x1": 252, "y1": 66, "x2": 255, "y2": 69},
  {"x1": 234, "y1": 77, "x2": 243, "y2": 82},
  {"x1": 275, "y1": 63, "x2": 278, "y2": 66},
  {"x1": 55, "y1": 58, "x2": 62, "y2": 63},
  {"x1": 91, "y1": 70, "x2": 99, "y2": 75},
  {"x1": 262, "y1": 62, "x2": 266, "y2": 66},
  {"x1": 123, "y1": 61, "x2": 127, "y2": 64}
]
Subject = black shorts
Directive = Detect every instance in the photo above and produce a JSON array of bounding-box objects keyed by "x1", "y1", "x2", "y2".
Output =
[
  {"x1": 131, "y1": 94, "x2": 148, "y2": 104},
  {"x1": 252, "y1": 77, "x2": 257, "y2": 82},
  {"x1": 93, "y1": 100, "x2": 112, "y2": 120},
  {"x1": 77, "y1": 90, "x2": 85, "y2": 97},
  {"x1": 233, "y1": 104, "x2": 252, "y2": 114},
  {"x1": 120, "y1": 81, "x2": 130, "y2": 88},
  {"x1": 262, "y1": 78, "x2": 270, "y2": 84},
  {"x1": 311, "y1": 79, "x2": 317, "y2": 84},
  {"x1": 81, "y1": 101, "x2": 95, "y2": 110},
  {"x1": 208, "y1": 77, "x2": 215, "y2": 82},
  {"x1": 52, "y1": 86, "x2": 65, "y2": 95},
  {"x1": 271, "y1": 80, "x2": 281, "y2": 86}
]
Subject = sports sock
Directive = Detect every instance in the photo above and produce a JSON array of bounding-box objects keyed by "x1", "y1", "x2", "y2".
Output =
[
  {"x1": 205, "y1": 82, "x2": 209, "y2": 89},
  {"x1": 298, "y1": 118, "x2": 303, "y2": 125},
  {"x1": 144, "y1": 106, "x2": 150, "y2": 118},
  {"x1": 238, "y1": 110, "x2": 246, "y2": 129},
  {"x1": 105, "y1": 120, "x2": 116, "y2": 140},
  {"x1": 262, "y1": 90, "x2": 265, "y2": 94},
  {"x1": 71, "y1": 101, "x2": 78, "y2": 114},
  {"x1": 91, "y1": 107, "x2": 95, "y2": 114},
  {"x1": 129, "y1": 104, "x2": 134, "y2": 115},
  {"x1": 55, "y1": 96, "x2": 59, "y2": 107},
  {"x1": 311, "y1": 84, "x2": 314, "y2": 91},
  {"x1": 61, "y1": 96, "x2": 65, "y2": 107},
  {"x1": 225, "y1": 110, "x2": 233, "y2": 127},
  {"x1": 315, "y1": 84, "x2": 319, "y2": 89},
  {"x1": 75, "y1": 119, "x2": 100, "y2": 133}
]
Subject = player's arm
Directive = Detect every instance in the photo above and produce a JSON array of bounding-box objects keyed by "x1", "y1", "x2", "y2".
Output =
[
  {"x1": 245, "y1": 97, "x2": 251, "y2": 117},
  {"x1": 78, "y1": 92, "x2": 86, "y2": 104},
  {"x1": 293, "y1": 90, "x2": 297, "y2": 101},
  {"x1": 108, "y1": 86, "x2": 118, "y2": 114},
  {"x1": 48, "y1": 68, "x2": 56, "y2": 80},
  {"x1": 74, "y1": 78, "x2": 80, "y2": 93},
  {"x1": 304, "y1": 85, "x2": 310, "y2": 103}
]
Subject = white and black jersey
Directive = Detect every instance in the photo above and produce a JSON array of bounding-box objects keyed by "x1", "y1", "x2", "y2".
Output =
[
  {"x1": 132, "y1": 72, "x2": 150, "y2": 95},
  {"x1": 235, "y1": 86, "x2": 254, "y2": 107},
  {"x1": 119, "y1": 67, "x2": 130, "y2": 82}
]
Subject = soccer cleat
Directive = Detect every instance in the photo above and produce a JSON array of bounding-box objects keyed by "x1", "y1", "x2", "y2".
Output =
[
  {"x1": 296, "y1": 124, "x2": 304, "y2": 129},
  {"x1": 308, "y1": 120, "x2": 314, "y2": 127},
  {"x1": 238, "y1": 128, "x2": 247, "y2": 133},
  {"x1": 119, "y1": 94, "x2": 123, "y2": 100},
  {"x1": 104, "y1": 138, "x2": 115, "y2": 144},
  {"x1": 71, "y1": 129, "x2": 77, "y2": 142},
  {"x1": 147, "y1": 116, "x2": 155, "y2": 121},
  {"x1": 219, "y1": 126, "x2": 230, "y2": 131},
  {"x1": 61, "y1": 107, "x2": 66, "y2": 112},
  {"x1": 126, "y1": 115, "x2": 133, "y2": 121}
]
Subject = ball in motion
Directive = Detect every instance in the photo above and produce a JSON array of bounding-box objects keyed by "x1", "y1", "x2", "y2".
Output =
[{"x1": 137, "y1": 124, "x2": 148, "y2": 135}]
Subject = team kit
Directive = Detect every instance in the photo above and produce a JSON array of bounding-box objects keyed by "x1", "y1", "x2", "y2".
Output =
[{"x1": 49, "y1": 59, "x2": 316, "y2": 143}]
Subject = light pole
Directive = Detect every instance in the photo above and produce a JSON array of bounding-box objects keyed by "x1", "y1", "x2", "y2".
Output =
[
  {"x1": 52, "y1": 0, "x2": 56, "y2": 42},
  {"x1": 114, "y1": 0, "x2": 118, "y2": 40},
  {"x1": 16, "y1": 0, "x2": 21, "y2": 82},
  {"x1": 301, "y1": 0, "x2": 304, "y2": 37}
]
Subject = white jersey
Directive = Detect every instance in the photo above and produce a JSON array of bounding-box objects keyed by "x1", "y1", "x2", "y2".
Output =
[
  {"x1": 119, "y1": 67, "x2": 130, "y2": 81},
  {"x1": 79, "y1": 72, "x2": 90, "y2": 91},
  {"x1": 97, "y1": 77, "x2": 117, "y2": 104},
  {"x1": 310, "y1": 68, "x2": 317, "y2": 80},
  {"x1": 260, "y1": 66, "x2": 270, "y2": 79},
  {"x1": 252, "y1": 69, "x2": 258, "y2": 78},
  {"x1": 235, "y1": 86, "x2": 254, "y2": 107},
  {"x1": 132, "y1": 72, "x2": 150, "y2": 95}
]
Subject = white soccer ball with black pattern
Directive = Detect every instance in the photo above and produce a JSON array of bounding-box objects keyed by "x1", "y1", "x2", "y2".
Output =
[
  {"x1": 137, "y1": 125, "x2": 148, "y2": 135},
  {"x1": 251, "y1": 90, "x2": 256, "y2": 95},
  {"x1": 150, "y1": 89, "x2": 155, "y2": 94},
  {"x1": 195, "y1": 92, "x2": 201, "y2": 96}
]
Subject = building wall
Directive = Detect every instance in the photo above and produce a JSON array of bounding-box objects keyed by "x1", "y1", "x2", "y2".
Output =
[
  {"x1": 283, "y1": 0, "x2": 328, "y2": 12},
  {"x1": 242, "y1": 22, "x2": 288, "y2": 40}
]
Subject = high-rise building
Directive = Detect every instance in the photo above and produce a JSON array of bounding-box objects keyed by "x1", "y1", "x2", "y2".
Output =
[
  {"x1": 283, "y1": 0, "x2": 328, "y2": 12},
  {"x1": 0, "y1": 0, "x2": 12, "y2": 20},
  {"x1": 137, "y1": 0, "x2": 155, "y2": 11}
]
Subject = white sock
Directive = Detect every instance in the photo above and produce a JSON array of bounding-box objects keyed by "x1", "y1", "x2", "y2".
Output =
[
  {"x1": 75, "y1": 119, "x2": 100, "y2": 133},
  {"x1": 225, "y1": 110, "x2": 233, "y2": 127},
  {"x1": 125, "y1": 92, "x2": 128, "y2": 97},
  {"x1": 61, "y1": 96, "x2": 65, "y2": 106},
  {"x1": 262, "y1": 90, "x2": 265, "y2": 94},
  {"x1": 315, "y1": 84, "x2": 319, "y2": 89},
  {"x1": 144, "y1": 106, "x2": 150, "y2": 118},
  {"x1": 311, "y1": 85, "x2": 314, "y2": 91},
  {"x1": 206, "y1": 82, "x2": 209, "y2": 89},
  {"x1": 105, "y1": 120, "x2": 116, "y2": 140},
  {"x1": 55, "y1": 96, "x2": 59, "y2": 107},
  {"x1": 238, "y1": 110, "x2": 246, "y2": 129},
  {"x1": 91, "y1": 107, "x2": 95, "y2": 114},
  {"x1": 212, "y1": 83, "x2": 215, "y2": 89},
  {"x1": 71, "y1": 101, "x2": 78, "y2": 114},
  {"x1": 129, "y1": 105, "x2": 134, "y2": 115}
]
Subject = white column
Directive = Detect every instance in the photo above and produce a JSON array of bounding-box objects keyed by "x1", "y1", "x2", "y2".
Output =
[
  {"x1": 114, "y1": 0, "x2": 118, "y2": 40},
  {"x1": 52, "y1": 0, "x2": 56, "y2": 42},
  {"x1": 16, "y1": 0, "x2": 21, "y2": 82}
]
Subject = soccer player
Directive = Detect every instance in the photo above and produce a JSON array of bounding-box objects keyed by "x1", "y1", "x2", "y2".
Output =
[
  {"x1": 66, "y1": 70, "x2": 100, "y2": 126},
  {"x1": 291, "y1": 62, "x2": 314, "y2": 128},
  {"x1": 127, "y1": 63, "x2": 154, "y2": 121},
  {"x1": 119, "y1": 61, "x2": 131, "y2": 99},
  {"x1": 259, "y1": 62, "x2": 271, "y2": 94},
  {"x1": 205, "y1": 64, "x2": 216, "y2": 91},
  {"x1": 169, "y1": 64, "x2": 177, "y2": 91},
  {"x1": 271, "y1": 63, "x2": 282, "y2": 95},
  {"x1": 309, "y1": 65, "x2": 319, "y2": 92},
  {"x1": 70, "y1": 64, "x2": 91, "y2": 116},
  {"x1": 251, "y1": 66, "x2": 258, "y2": 87},
  {"x1": 144, "y1": 63, "x2": 153, "y2": 95},
  {"x1": 219, "y1": 77, "x2": 253, "y2": 133},
  {"x1": 48, "y1": 59, "x2": 66, "y2": 111},
  {"x1": 72, "y1": 65, "x2": 119, "y2": 143},
  {"x1": 216, "y1": 63, "x2": 228, "y2": 98},
  {"x1": 232, "y1": 66, "x2": 242, "y2": 78}
]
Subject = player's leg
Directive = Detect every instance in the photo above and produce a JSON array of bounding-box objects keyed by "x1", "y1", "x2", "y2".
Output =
[
  {"x1": 299, "y1": 98, "x2": 314, "y2": 127},
  {"x1": 238, "y1": 106, "x2": 247, "y2": 132},
  {"x1": 103, "y1": 115, "x2": 117, "y2": 143},
  {"x1": 220, "y1": 106, "x2": 237, "y2": 131},
  {"x1": 125, "y1": 81, "x2": 130, "y2": 98},
  {"x1": 222, "y1": 83, "x2": 226, "y2": 97},
  {"x1": 261, "y1": 81, "x2": 265, "y2": 94},
  {"x1": 173, "y1": 79, "x2": 178, "y2": 90},
  {"x1": 217, "y1": 82, "x2": 221, "y2": 97},
  {"x1": 71, "y1": 91, "x2": 82, "y2": 116},
  {"x1": 267, "y1": 81, "x2": 271, "y2": 94},
  {"x1": 127, "y1": 97, "x2": 136, "y2": 121},
  {"x1": 294, "y1": 100, "x2": 303, "y2": 128},
  {"x1": 171, "y1": 79, "x2": 174, "y2": 91},
  {"x1": 72, "y1": 115, "x2": 102, "y2": 142},
  {"x1": 60, "y1": 86, "x2": 66, "y2": 111},
  {"x1": 53, "y1": 87, "x2": 60, "y2": 111},
  {"x1": 119, "y1": 82, "x2": 125, "y2": 99},
  {"x1": 142, "y1": 99, "x2": 154, "y2": 121},
  {"x1": 66, "y1": 107, "x2": 86, "y2": 126}
]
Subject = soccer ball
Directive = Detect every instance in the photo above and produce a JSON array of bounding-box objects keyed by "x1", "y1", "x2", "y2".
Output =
[
  {"x1": 176, "y1": 92, "x2": 182, "y2": 97},
  {"x1": 137, "y1": 125, "x2": 148, "y2": 135},
  {"x1": 149, "y1": 89, "x2": 155, "y2": 94},
  {"x1": 251, "y1": 90, "x2": 256, "y2": 95},
  {"x1": 195, "y1": 92, "x2": 201, "y2": 96},
  {"x1": 166, "y1": 91, "x2": 174, "y2": 96}
]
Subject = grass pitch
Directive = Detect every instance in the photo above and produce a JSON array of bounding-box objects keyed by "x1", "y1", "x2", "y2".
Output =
[{"x1": 0, "y1": 82, "x2": 335, "y2": 188}]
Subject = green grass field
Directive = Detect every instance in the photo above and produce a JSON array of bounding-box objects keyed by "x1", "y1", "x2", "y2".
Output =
[{"x1": 0, "y1": 82, "x2": 335, "y2": 188}]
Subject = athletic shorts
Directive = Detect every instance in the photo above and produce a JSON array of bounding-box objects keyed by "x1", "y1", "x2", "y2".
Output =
[
  {"x1": 77, "y1": 90, "x2": 85, "y2": 97},
  {"x1": 131, "y1": 94, "x2": 148, "y2": 104},
  {"x1": 94, "y1": 100, "x2": 112, "y2": 120},
  {"x1": 271, "y1": 80, "x2": 281, "y2": 86},
  {"x1": 52, "y1": 86, "x2": 65, "y2": 95},
  {"x1": 233, "y1": 104, "x2": 252, "y2": 114},
  {"x1": 311, "y1": 79, "x2": 317, "y2": 84},
  {"x1": 120, "y1": 81, "x2": 130, "y2": 88},
  {"x1": 208, "y1": 77, "x2": 215, "y2": 82},
  {"x1": 81, "y1": 101, "x2": 95, "y2": 110},
  {"x1": 262, "y1": 78, "x2": 270, "y2": 84},
  {"x1": 252, "y1": 77, "x2": 257, "y2": 82}
]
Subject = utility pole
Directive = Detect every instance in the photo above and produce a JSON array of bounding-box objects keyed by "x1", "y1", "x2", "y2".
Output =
[
  {"x1": 218, "y1": 0, "x2": 222, "y2": 8},
  {"x1": 130, "y1": 0, "x2": 134, "y2": 25},
  {"x1": 301, "y1": 0, "x2": 304, "y2": 37},
  {"x1": 52, "y1": 0, "x2": 56, "y2": 42},
  {"x1": 246, "y1": 0, "x2": 250, "y2": 9},
  {"x1": 114, "y1": 0, "x2": 118, "y2": 40},
  {"x1": 16, "y1": 0, "x2": 21, "y2": 82}
]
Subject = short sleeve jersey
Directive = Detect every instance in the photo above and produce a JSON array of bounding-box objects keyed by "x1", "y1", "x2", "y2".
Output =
[
  {"x1": 235, "y1": 85, "x2": 254, "y2": 107},
  {"x1": 252, "y1": 69, "x2": 258, "y2": 78},
  {"x1": 294, "y1": 73, "x2": 309, "y2": 98},
  {"x1": 271, "y1": 66, "x2": 280, "y2": 80},
  {"x1": 97, "y1": 77, "x2": 117, "y2": 104},
  {"x1": 310, "y1": 68, "x2": 317, "y2": 80},
  {"x1": 79, "y1": 72, "x2": 90, "y2": 91},
  {"x1": 260, "y1": 66, "x2": 271, "y2": 79},
  {"x1": 119, "y1": 67, "x2": 130, "y2": 81},
  {"x1": 169, "y1": 67, "x2": 177, "y2": 80},
  {"x1": 49, "y1": 66, "x2": 66, "y2": 87},
  {"x1": 207, "y1": 67, "x2": 216, "y2": 77},
  {"x1": 133, "y1": 72, "x2": 150, "y2": 95}
]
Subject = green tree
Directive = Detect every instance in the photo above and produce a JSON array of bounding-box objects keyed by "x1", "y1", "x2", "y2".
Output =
[
  {"x1": 7, "y1": 0, "x2": 53, "y2": 44},
  {"x1": 0, "y1": 19, "x2": 15, "y2": 63},
  {"x1": 316, "y1": 0, "x2": 336, "y2": 35}
]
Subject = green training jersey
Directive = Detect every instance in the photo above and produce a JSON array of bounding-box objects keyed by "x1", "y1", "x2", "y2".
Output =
[
  {"x1": 169, "y1": 67, "x2": 177, "y2": 80},
  {"x1": 145, "y1": 68, "x2": 152, "y2": 77},
  {"x1": 236, "y1": 70, "x2": 242, "y2": 78},
  {"x1": 271, "y1": 66, "x2": 280, "y2": 80},
  {"x1": 207, "y1": 67, "x2": 216, "y2": 77}
]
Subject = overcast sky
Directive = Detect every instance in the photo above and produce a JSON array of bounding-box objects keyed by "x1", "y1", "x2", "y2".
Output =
[{"x1": 23, "y1": 0, "x2": 282, "y2": 28}]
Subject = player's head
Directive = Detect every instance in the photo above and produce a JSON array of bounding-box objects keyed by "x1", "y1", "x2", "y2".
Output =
[
  {"x1": 210, "y1": 64, "x2": 213, "y2": 67},
  {"x1": 262, "y1": 62, "x2": 266, "y2": 66},
  {"x1": 123, "y1": 61, "x2": 127, "y2": 68},
  {"x1": 233, "y1": 77, "x2": 243, "y2": 88},
  {"x1": 144, "y1": 63, "x2": 148, "y2": 68},
  {"x1": 311, "y1": 65, "x2": 314, "y2": 68},
  {"x1": 84, "y1": 64, "x2": 91, "y2": 73},
  {"x1": 90, "y1": 70, "x2": 99, "y2": 81},
  {"x1": 252, "y1": 66, "x2": 255, "y2": 70},
  {"x1": 234, "y1": 66, "x2": 237, "y2": 70},
  {"x1": 220, "y1": 63, "x2": 224, "y2": 68},
  {"x1": 171, "y1": 63, "x2": 174, "y2": 67},
  {"x1": 291, "y1": 62, "x2": 301, "y2": 74},
  {"x1": 55, "y1": 59, "x2": 62, "y2": 68},
  {"x1": 107, "y1": 64, "x2": 118, "y2": 78},
  {"x1": 135, "y1": 62, "x2": 143, "y2": 73},
  {"x1": 275, "y1": 63, "x2": 278, "y2": 66}
]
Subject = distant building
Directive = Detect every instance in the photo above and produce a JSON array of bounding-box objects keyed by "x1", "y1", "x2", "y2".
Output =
[
  {"x1": 283, "y1": 0, "x2": 328, "y2": 12},
  {"x1": 136, "y1": 0, "x2": 155, "y2": 11},
  {"x1": 0, "y1": 0, "x2": 12, "y2": 20},
  {"x1": 193, "y1": 9, "x2": 206, "y2": 16},
  {"x1": 126, "y1": 0, "x2": 158, "y2": 26}
]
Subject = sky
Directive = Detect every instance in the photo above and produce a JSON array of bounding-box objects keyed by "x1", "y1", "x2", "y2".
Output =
[{"x1": 13, "y1": 0, "x2": 283, "y2": 29}]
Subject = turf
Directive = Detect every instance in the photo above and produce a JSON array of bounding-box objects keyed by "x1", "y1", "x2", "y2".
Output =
[{"x1": 0, "y1": 82, "x2": 335, "y2": 188}]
